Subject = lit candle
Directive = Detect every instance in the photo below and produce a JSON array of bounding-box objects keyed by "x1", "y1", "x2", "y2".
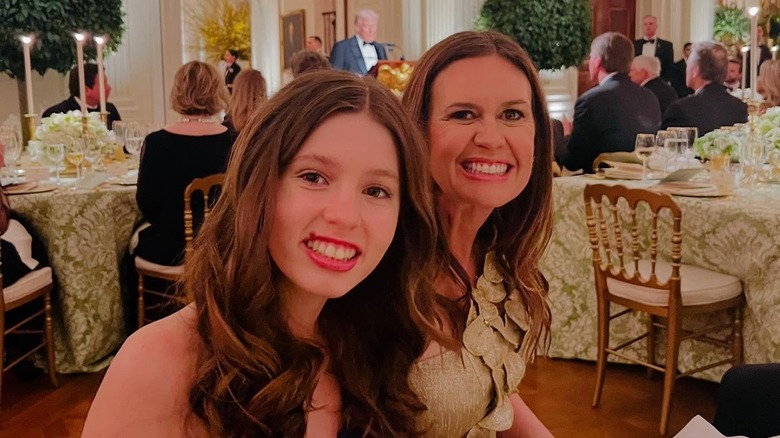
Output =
[
  {"x1": 74, "y1": 33, "x2": 87, "y2": 115},
  {"x1": 749, "y1": 7, "x2": 760, "y2": 100},
  {"x1": 741, "y1": 45, "x2": 749, "y2": 97},
  {"x1": 20, "y1": 35, "x2": 34, "y2": 115},
  {"x1": 94, "y1": 36, "x2": 107, "y2": 114}
]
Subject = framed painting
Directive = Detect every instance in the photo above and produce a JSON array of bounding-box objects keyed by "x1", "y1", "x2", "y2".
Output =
[{"x1": 281, "y1": 10, "x2": 306, "y2": 69}]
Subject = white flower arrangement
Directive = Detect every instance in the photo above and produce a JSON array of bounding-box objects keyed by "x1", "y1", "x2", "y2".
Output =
[
  {"x1": 756, "y1": 107, "x2": 780, "y2": 150},
  {"x1": 693, "y1": 129, "x2": 740, "y2": 158},
  {"x1": 35, "y1": 110, "x2": 113, "y2": 149}
]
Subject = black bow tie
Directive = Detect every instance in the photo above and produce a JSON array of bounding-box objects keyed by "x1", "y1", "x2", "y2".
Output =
[
  {"x1": 363, "y1": 41, "x2": 374, "y2": 47},
  {"x1": 644, "y1": 38, "x2": 656, "y2": 44}
]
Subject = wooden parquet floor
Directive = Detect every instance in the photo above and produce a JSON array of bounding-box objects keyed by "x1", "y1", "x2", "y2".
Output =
[{"x1": 0, "y1": 357, "x2": 717, "y2": 437}]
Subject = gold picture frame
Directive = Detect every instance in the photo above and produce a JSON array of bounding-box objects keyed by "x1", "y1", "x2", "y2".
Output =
[{"x1": 280, "y1": 9, "x2": 306, "y2": 70}]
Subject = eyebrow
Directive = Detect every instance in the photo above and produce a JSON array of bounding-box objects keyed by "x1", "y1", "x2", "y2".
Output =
[
  {"x1": 445, "y1": 99, "x2": 531, "y2": 110},
  {"x1": 293, "y1": 153, "x2": 399, "y2": 181}
]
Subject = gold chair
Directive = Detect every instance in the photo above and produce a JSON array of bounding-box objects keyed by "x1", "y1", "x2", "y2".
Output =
[
  {"x1": 584, "y1": 184, "x2": 744, "y2": 435},
  {"x1": 136, "y1": 173, "x2": 224, "y2": 328},
  {"x1": 0, "y1": 260, "x2": 58, "y2": 406}
]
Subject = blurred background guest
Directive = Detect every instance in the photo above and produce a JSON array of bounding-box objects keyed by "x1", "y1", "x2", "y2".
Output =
[
  {"x1": 132, "y1": 61, "x2": 234, "y2": 266},
  {"x1": 758, "y1": 59, "x2": 780, "y2": 112},
  {"x1": 223, "y1": 69, "x2": 267, "y2": 134},
  {"x1": 42, "y1": 64, "x2": 121, "y2": 129},
  {"x1": 724, "y1": 58, "x2": 742, "y2": 93},
  {"x1": 671, "y1": 42, "x2": 694, "y2": 97},
  {"x1": 630, "y1": 55, "x2": 679, "y2": 114},
  {"x1": 291, "y1": 50, "x2": 331, "y2": 78},
  {"x1": 223, "y1": 49, "x2": 242, "y2": 94},
  {"x1": 661, "y1": 41, "x2": 747, "y2": 135}
]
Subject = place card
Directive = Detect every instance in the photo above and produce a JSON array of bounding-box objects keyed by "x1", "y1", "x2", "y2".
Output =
[{"x1": 660, "y1": 168, "x2": 704, "y2": 183}]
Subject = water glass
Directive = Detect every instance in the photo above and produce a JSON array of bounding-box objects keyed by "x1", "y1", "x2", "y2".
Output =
[
  {"x1": 635, "y1": 133, "x2": 656, "y2": 182},
  {"x1": 668, "y1": 127, "x2": 698, "y2": 166},
  {"x1": 124, "y1": 123, "x2": 145, "y2": 169},
  {"x1": 45, "y1": 143, "x2": 65, "y2": 186},
  {"x1": 663, "y1": 138, "x2": 687, "y2": 173},
  {"x1": 0, "y1": 129, "x2": 21, "y2": 183}
]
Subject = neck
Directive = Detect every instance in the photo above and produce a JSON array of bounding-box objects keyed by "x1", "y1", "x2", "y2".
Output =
[
  {"x1": 438, "y1": 195, "x2": 492, "y2": 282},
  {"x1": 180, "y1": 115, "x2": 217, "y2": 123},
  {"x1": 644, "y1": 34, "x2": 656, "y2": 40},
  {"x1": 279, "y1": 279, "x2": 327, "y2": 340}
]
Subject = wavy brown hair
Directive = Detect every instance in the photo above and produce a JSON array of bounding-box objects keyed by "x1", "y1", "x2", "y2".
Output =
[
  {"x1": 402, "y1": 30, "x2": 553, "y2": 359},
  {"x1": 227, "y1": 69, "x2": 267, "y2": 132},
  {"x1": 183, "y1": 70, "x2": 446, "y2": 436}
]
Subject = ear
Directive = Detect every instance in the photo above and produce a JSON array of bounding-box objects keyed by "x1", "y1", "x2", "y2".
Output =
[{"x1": 592, "y1": 56, "x2": 603, "y2": 71}]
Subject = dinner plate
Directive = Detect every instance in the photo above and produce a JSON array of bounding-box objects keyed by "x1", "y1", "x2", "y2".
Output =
[
  {"x1": 653, "y1": 182, "x2": 728, "y2": 197},
  {"x1": 5, "y1": 181, "x2": 58, "y2": 195},
  {"x1": 602, "y1": 168, "x2": 663, "y2": 180}
]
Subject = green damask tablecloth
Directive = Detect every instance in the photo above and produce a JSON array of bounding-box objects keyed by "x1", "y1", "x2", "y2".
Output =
[
  {"x1": 542, "y1": 176, "x2": 780, "y2": 382},
  {"x1": 10, "y1": 185, "x2": 140, "y2": 373}
]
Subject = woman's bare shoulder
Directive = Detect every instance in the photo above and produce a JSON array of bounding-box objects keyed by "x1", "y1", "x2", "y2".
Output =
[{"x1": 81, "y1": 306, "x2": 205, "y2": 436}]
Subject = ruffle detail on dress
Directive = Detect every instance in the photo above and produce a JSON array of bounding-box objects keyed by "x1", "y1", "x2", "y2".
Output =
[{"x1": 462, "y1": 252, "x2": 532, "y2": 435}]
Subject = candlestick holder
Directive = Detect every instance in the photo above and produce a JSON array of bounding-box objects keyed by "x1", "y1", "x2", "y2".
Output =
[
  {"x1": 81, "y1": 115, "x2": 89, "y2": 135},
  {"x1": 22, "y1": 113, "x2": 37, "y2": 147},
  {"x1": 99, "y1": 112, "x2": 109, "y2": 127}
]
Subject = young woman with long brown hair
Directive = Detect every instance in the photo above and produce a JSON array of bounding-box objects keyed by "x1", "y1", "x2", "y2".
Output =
[
  {"x1": 402, "y1": 31, "x2": 555, "y2": 437},
  {"x1": 83, "y1": 70, "x2": 445, "y2": 437},
  {"x1": 223, "y1": 68, "x2": 267, "y2": 133}
]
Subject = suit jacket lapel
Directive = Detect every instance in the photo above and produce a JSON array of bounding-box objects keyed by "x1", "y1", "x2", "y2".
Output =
[{"x1": 349, "y1": 37, "x2": 367, "y2": 75}]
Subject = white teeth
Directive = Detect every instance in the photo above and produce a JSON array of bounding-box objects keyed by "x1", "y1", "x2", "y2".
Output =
[
  {"x1": 306, "y1": 240, "x2": 357, "y2": 261},
  {"x1": 465, "y1": 162, "x2": 508, "y2": 175}
]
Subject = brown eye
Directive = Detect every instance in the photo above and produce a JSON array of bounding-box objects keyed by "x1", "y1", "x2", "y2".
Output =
[{"x1": 364, "y1": 186, "x2": 390, "y2": 199}]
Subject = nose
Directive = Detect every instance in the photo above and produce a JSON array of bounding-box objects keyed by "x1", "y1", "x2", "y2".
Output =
[
  {"x1": 473, "y1": 118, "x2": 505, "y2": 150},
  {"x1": 321, "y1": 188, "x2": 361, "y2": 229}
]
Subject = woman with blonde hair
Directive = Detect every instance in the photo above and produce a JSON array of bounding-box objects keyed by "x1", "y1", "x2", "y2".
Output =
[
  {"x1": 132, "y1": 60, "x2": 234, "y2": 266},
  {"x1": 403, "y1": 31, "x2": 554, "y2": 436},
  {"x1": 759, "y1": 59, "x2": 780, "y2": 111},
  {"x1": 223, "y1": 69, "x2": 267, "y2": 133},
  {"x1": 83, "y1": 70, "x2": 446, "y2": 436}
]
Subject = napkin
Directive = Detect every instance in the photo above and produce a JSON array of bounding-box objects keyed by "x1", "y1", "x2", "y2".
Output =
[
  {"x1": 75, "y1": 173, "x2": 110, "y2": 190},
  {"x1": 673, "y1": 415, "x2": 746, "y2": 438}
]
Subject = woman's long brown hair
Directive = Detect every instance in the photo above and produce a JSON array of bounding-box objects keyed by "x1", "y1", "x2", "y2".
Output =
[
  {"x1": 183, "y1": 70, "x2": 445, "y2": 436},
  {"x1": 227, "y1": 69, "x2": 267, "y2": 132},
  {"x1": 402, "y1": 31, "x2": 554, "y2": 359}
]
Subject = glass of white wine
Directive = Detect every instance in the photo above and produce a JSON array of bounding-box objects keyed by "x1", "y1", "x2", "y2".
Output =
[
  {"x1": 65, "y1": 137, "x2": 86, "y2": 187},
  {"x1": 635, "y1": 133, "x2": 656, "y2": 182}
]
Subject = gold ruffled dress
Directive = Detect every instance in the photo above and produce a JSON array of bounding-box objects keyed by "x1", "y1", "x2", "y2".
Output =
[{"x1": 409, "y1": 252, "x2": 532, "y2": 438}]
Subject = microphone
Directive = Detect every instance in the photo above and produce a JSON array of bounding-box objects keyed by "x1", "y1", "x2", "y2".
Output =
[{"x1": 381, "y1": 43, "x2": 405, "y2": 61}]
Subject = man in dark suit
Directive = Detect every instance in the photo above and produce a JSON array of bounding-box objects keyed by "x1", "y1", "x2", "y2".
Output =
[
  {"x1": 630, "y1": 55, "x2": 678, "y2": 114},
  {"x1": 634, "y1": 15, "x2": 675, "y2": 83},
  {"x1": 42, "y1": 63, "x2": 121, "y2": 129},
  {"x1": 671, "y1": 42, "x2": 694, "y2": 97},
  {"x1": 555, "y1": 32, "x2": 661, "y2": 173},
  {"x1": 223, "y1": 49, "x2": 241, "y2": 94},
  {"x1": 330, "y1": 9, "x2": 387, "y2": 76},
  {"x1": 662, "y1": 41, "x2": 748, "y2": 135}
]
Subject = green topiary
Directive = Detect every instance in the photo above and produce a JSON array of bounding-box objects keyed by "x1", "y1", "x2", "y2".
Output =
[
  {"x1": 476, "y1": 0, "x2": 592, "y2": 70},
  {"x1": 0, "y1": 0, "x2": 125, "y2": 79},
  {"x1": 713, "y1": 4, "x2": 749, "y2": 45}
]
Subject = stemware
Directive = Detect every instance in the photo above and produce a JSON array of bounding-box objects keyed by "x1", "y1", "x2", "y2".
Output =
[
  {"x1": 65, "y1": 137, "x2": 86, "y2": 185},
  {"x1": 83, "y1": 133, "x2": 105, "y2": 173},
  {"x1": 0, "y1": 129, "x2": 22, "y2": 184},
  {"x1": 668, "y1": 126, "x2": 698, "y2": 167},
  {"x1": 124, "y1": 123, "x2": 145, "y2": 169},
  {"x1": 635, "y1": 133, "x2": 656, "y2": 182},
  {"x1": 44, "y1": 143, "x2": 65, "y2": 186},
  {"x1": 739, "y1": 134, "x2": 769, "y2": 189}
]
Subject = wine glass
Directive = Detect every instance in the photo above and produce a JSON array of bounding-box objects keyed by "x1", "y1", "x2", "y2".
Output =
[
  {"x1": 124, "y1": 123, "x2": 145, "y2": 169},
  {"x1": 45, "y1": 143, "x2": 65, "y2": 186},
  {"x1": 65, "y1": 137, "x2": 86, "y2": 185},
  {"x1": 635, "y1": 133, "x2": 656, "y2": 182},
  {"x1": 0, "y1": 129, "x2": 21, "y2": 184},
  {"x1": 112, "y1": 120, "x2": 126, "y2": 149},
  {"x1": 668, "y1": 126, "x2": 698, "y2": 167},
  {"x1": 83, "y1": 133, "x2": 104, "y2": 173}
]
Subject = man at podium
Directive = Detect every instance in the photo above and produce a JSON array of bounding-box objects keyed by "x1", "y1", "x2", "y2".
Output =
[{"x1": 330, "y1": 9, "x2": 387, "y2": 76}]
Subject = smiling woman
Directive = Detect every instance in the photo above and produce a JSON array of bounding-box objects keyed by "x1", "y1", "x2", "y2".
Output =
[{"x1": 81, "y1": 70, "x2": 447, "y2": 437}]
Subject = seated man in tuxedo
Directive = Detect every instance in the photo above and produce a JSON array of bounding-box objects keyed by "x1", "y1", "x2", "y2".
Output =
[
  {"x1": 42, "y1": 63, "x2": 121, "y2": 129},
  {"x1": 634, "y1": 15, "x2": 675, "y2": 83},
  {"x1": 671, "y1": 42, "x2": 694, "y2": 97},
  {"x1": 330, "y1": 9, "x2": 387, "y2": 76},
  {"x1": 630, "y1": 55, "x2": 678, "y2": 114},
  {"x1": 724, "y1": 58, "x2": 742, "y2": 93},
  {"x1": 662, "y1": 41, "x2": 748, "y2": 136},
  {"x1": 555, "y1": 32, "x2": 661, "y2": 173}
]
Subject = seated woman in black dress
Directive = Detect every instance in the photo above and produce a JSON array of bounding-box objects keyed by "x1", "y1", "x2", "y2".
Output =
[
  {"x1": 133, "y1": 61, "x2": 235, "y2": 266},
  {"x1": 0, "y1": 189, "x2": 49, "y2": 286}
]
